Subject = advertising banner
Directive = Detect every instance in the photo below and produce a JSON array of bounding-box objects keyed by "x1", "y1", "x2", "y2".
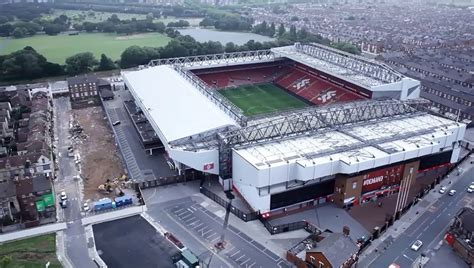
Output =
[{"x1": 361, "y1": 164, "x2": 404, "y2": 194}]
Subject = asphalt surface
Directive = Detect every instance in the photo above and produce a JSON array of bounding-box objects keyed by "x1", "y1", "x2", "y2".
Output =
[
  {"x1": 367, "y1": 167, "x2": 474, "y2": 268},
  {"x1": 54, "y1": 97, "x2": 96, "y2": 268},
  {"x1": 102, "y1": 87, "x2": 177, "y2": 180},
  {"x1": 93, "y1": 215, "x2": 179, "y2": 268},
  {"x1": 148, "y1": 197, "x2": 291, "y2": 268}
]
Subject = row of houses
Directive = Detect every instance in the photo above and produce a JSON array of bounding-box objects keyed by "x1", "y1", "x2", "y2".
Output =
[{"x1": 0, "y1": 85, "x2": 55, "y2": 231}]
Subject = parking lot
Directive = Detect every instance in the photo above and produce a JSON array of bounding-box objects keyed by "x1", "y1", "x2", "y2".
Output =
[
  {"x1": 93, "y1": 215, "x2": 179, "y2": 268},
  {"x1": 168, "y1": 200, "x2": 291, "y2": 268}
]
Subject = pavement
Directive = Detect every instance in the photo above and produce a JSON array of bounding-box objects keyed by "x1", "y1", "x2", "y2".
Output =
[
  {"x1": 268, "y1": 203, "x2": 370, "y2": 241},
  {"x1": 143, "y1": 182, "x2": 306, "y2": 268},
  {"x1": 93, "y1": 215, "x2": 180, "y2": 268},
  {"x1": 53, "y1": 97, "x2": 96, "y2": 268},
  {"x1": 358, "y1": 157, "x2": 474, "y2": 268},
  {"x1": 102, "y1": 87, "x2": 177, "y2": 181}
]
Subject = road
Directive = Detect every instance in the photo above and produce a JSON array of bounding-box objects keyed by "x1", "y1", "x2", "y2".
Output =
[
  {"x1": 147, "y1": 196, "x2": 290, "y2": 268},
  {"x1": 367, "y1": 167, "x2": 474, "y2": 268},
  {"x1": 54, "y1": 97, "x2": 96, "y2": 268}
]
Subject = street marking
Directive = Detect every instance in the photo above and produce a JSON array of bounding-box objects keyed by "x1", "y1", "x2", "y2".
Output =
[
  {"x1": 235, "y1": 254, "x2": 246, "y2": 262},
  {"x1": 206, "y1": 232, "x2": 217, "y2": 239},
  {"x1": 403, "y1": 254, "x2": 414, "y2": 261},
  {"x1": 184, "y1": 217, "x2": 197, "y2": 224},
  {"x1": 423, "y1": 225, "x2": 430, "y2": 232},
  {"x1": 177, "y1": 211, "x2": 189, "y2": 217},
  {"x1": 231, "y1": 250, "x2": 241, "y2": 257},
  {"x1": 187, "y1": 208, "x2": 194, "y2": 213},
  {"x1": 189, "y1": 220, "x2": 200, "y2": 226},
  {"x1": 181, "y1": 213, "x2": 194, "y2": 221},
  {"x1": 247, "y1": 261, "x2": 256, "y2": 268},
  {"x1": 430, "y1": 219, "x2": 436, "y2": 225},
  {"x1": 241, "y1": 257, "x2": 251, "y2": 265},
  {"x1": 192, "y1": 223, "x2": 204, "y2": 230},
  {"x1": 202, "y1": 229, "x2": 212, "y2": 237}
]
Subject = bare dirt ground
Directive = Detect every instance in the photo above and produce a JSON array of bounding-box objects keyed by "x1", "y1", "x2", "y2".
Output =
[{"x1": 73, "y1": 106, "x2": 126, "y2": 200}]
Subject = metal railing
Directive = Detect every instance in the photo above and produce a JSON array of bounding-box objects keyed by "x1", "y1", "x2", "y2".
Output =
[
  {"x1": 172, "y1": 65, "x2": 247, "y2": 125},
  {"x1": 199, "y1": 187, "x2": 259, "y2": 222}
]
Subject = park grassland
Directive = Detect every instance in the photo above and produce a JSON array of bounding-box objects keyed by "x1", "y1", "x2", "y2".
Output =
[
  {"x1": 219, "y1": 83, "x2": 308, "y2": 116},
  {"x1": 0, "y1": 233, "x2": 62, "y2": 268},
  {"x1": 0, "y1": 32, "x2": 172, "y2": 64}
]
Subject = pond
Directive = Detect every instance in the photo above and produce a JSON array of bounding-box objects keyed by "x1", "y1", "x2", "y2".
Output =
[{"x1": 178, "y1": 28, "x2": 274, "y2": 45}]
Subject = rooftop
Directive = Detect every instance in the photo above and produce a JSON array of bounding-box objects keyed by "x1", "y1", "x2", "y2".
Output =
[
  {"x1": 272, "y1": 44, "x2": 403, "y2": 88},
  {"x1": 235, "y1": 113, "x2": 459, "y2": 168},
  {"x1": 67, "y1": 74, "x2": 99, "y2": 86},
  {"x1": 308, "y1": 233, "x2": 358, "y2": 268},
  {"x1": 123, "y1": 65, "x2": 239, "y2": 143}
]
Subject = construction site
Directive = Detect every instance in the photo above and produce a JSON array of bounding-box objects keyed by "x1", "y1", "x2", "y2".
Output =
[{"x1": 70, "y1": 106, "x2": 130, "y2": 201}]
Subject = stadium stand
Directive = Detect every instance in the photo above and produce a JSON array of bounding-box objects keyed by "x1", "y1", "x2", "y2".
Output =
[
  {"x1": 274, "y1": 65, "x2": 364, "y2": 105},
  {"x1": 195, "y1": 61, "x2": 365, "y2": 105},
  {"x1": 195, "y1": 64, "x2": 289, "y2": 88}
]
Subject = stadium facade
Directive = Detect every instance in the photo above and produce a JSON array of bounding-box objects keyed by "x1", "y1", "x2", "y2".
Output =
[{"x1": 123, "y1": 43, "x2": 465, "y2": 217}]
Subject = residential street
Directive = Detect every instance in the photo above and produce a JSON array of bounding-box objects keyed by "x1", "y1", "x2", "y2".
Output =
[
  {"x1": 365, "y1": 165, "x2": 474, "y2": 268},
  {"x1": 54, "y1": 97, "x2": 96, "y2": 268}
]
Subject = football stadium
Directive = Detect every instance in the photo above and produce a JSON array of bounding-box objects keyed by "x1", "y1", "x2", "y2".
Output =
[{"x1": 123, "y1": 43, "x2": 465, "y2": 217}]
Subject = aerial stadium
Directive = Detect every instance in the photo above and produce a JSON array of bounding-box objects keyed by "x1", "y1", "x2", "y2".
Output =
[{"x1": 122, "y1": 43, "x2": 465, "y2": 217}]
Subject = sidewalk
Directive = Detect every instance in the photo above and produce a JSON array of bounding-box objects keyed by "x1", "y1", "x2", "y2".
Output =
[
  {"x1": 0, "y1": 222, "x2": 67, "y2": 243},
  {"x1": 358, "y1": 156, "x2": 473, "y2": 263}
]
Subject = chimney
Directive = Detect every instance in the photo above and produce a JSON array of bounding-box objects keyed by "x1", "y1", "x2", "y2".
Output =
[{"x1": 343, "y1": 225, "x2": 350, "y2": 237}]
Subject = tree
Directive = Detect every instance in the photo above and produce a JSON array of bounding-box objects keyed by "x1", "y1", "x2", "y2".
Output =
[
  {"x1": 277, "y1": 23, "x2": 285, "y2": 37},
  {"x1": 0, "y1": 46, "x2": 62, "y2": 79},
  {"x1": 199, "y1": 17, "x2": 215, "y2": 27},
  {"x1": 43, "y1": 23, "x2": 62, "y2": 36},
  {"x1": 269, "y1": 22, "x2": 276, "y2": 37},
  {"x1": 290, "y1": 16, "x2": 299, "y2": 21},
  {"x1": 297, "y1": 28, "x2": 308, "y2": 41},
  {"x1": 288, "y1": 25, "x2": 297, "y2": 41},
  {"x1": 65, "y1": 52, "x2": 98, "y2": 75},
  {"x1": 154, "y1": 22, "x2": 166, "y2": 33},
  {"x1": 109, "y1": 14, "x2": 120, "y2": 24},
  {"x1": 225, "y1": 42, "x2": 237, "y2": 53},
  {"x1": 82, "y1": 22, "x2": 96, "y2": 32},
  {"x1": 97, "y1": 54, "x2": 115, "y2": 71},
  {"x1": 120, "y1": 46, "x2": 152, "y2": 68},
  {"x1": 0, "y1": 255, "x2": 11, "y2": 268},
  {"x1": 0, "y1": 24, "x2": 13, "y2": 37},
  {"x1": 11, "y1": 27, "x2": 28, "y2": 38}
]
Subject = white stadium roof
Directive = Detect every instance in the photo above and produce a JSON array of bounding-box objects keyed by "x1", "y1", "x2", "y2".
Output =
[
  {"x1": 235, "y1": 114, "x2": 461, "y2": 169},
  {"x1": 271, "y1": 45, "x2": 402, "y2": 88},
  {"x1": 123, "y1": 65, "x2": 238, "y2": 143}
]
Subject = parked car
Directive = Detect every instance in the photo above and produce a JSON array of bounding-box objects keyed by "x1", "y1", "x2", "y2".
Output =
[
  {"x1": 467, "y1": 184, "x2": 474, "y2": 193},
  {"x1": 60, "y1": 200, "x2": 67, "y2": 208},
  {"x1": 411, "y1": 240, "x2": 423, "y2": 251},
  {"x1": 112, "y1": 121, "x2": 121, "y2": 126},
  {"x1": 448, "y1": 189, "x2": 457, "y2": 196},
  {"x1": 60, "y1": 191, "x2": 67, "y2": 201},
  {"x1": 439, "y1": 186, "x2": 447, "y2": 194},
  {"x1": 83, "y1": 203, "x2": 90, "y2": 212}
]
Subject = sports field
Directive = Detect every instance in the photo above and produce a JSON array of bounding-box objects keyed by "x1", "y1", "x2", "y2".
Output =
[
  {"x1": 219, "y1": 83, "x2": 308, "y2": 116},
  {"x1": 0, "y1": 32, "x2": 171, "y2": 64}
]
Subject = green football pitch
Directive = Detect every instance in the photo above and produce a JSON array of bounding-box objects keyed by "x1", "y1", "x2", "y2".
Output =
[{"x1": 219, "y1": 83, "x2": 308, "y2": 116}]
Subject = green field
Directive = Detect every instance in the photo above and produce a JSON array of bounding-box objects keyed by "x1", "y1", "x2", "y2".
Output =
[
  {"x1": 219, "y1": 83, "x2": 308, "y2": 116},
  {"x1": 0, "y1": 234, "x2": 61, "y2": 268},
  {"x1": 43, "y1": 9, "x2": 203, "y2": 26},
  {"x1": 0, "y1": 32, "x2": 171, "y2": 64}
]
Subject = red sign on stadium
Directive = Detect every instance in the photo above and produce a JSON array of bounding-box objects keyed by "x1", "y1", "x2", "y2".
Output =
[
  {"x1": 203, "y1": 163, "x2": 214, "y2": 171},
  {"x1": 361, "y1": 164, "x2": 404, "y2": 194}
]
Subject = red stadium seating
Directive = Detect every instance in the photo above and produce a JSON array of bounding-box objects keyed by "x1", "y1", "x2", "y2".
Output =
[
  {"x1": 274, "y1": 66, "x2": 364, "y2": 105},
  {"x1": 193, "y1": 62, "x2": 365, "y2": 105},
  {"x1": 195, "y1": 64, "x2": 289, "y2": 88}
]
